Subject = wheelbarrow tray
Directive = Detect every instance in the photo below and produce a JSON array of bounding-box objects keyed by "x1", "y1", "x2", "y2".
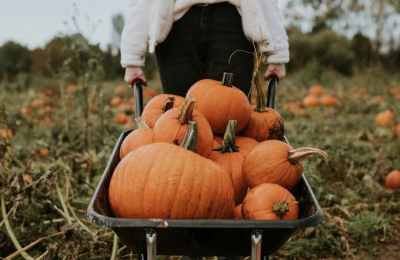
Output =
[{"x1": 86, "y1": 129, "x2": 324, "y2": 257}]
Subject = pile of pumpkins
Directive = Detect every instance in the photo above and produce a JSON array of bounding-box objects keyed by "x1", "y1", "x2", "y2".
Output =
[{"x1": 108, "y1": 73, "x2": 328, "y2": 220}]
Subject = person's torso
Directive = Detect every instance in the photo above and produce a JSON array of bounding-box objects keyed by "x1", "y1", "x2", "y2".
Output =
[{"x1": 173, "y1": 0, "x2": 241, "y2": 21}]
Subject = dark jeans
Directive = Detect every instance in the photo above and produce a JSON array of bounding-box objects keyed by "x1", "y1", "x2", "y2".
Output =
[{"x1": 155, "y1": 2, "x2": 255, "y2": 97}]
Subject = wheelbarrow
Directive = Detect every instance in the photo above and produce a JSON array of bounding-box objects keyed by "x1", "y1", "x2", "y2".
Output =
[{"x1": 86, "y1": 75, "x2": 324, "y2": 259}]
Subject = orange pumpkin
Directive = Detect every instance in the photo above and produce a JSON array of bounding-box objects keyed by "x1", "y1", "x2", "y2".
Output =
[
  {"x1": 321, "y1": 95, "x2": 338, "y2": 106},
  {"x1": 242, "y1": 183, "x2": 299, "y2": 220},
  {"x1": 240, "y1": 73, "x2": 284, "y2": 142},
  {"x1": 153, "y1": 97, "x2": 214, "y2": 157},
  {"x1": 115, "y1": 113, "x2": 128, "y2": 125},
  {"x1": 208, "y1": 120, "x2": 258, "y2": 205},
  {"x1": 375, "y1": 110, "x2": 395, "y2": 127},
  {"x1": 115, "y1": 85, "x2": 127, "y2": 93},
  {"x1": 110, "y1": 97, "x2": 123, "y2": 108},
  {"x1": 39, "y1": 147, "x2": 48, "y2": 157},
  {"x1": 142, "y1": 94, "x2": 185, "y2": 128},
  {"x1": 243, "y1": 140, "x2": 328, "y2": 190},
  {"x1": 385, "y1": 170, "x2": 400, "y2": 190},
  {"x1": 109, "y1": 122, "x2": 235, "y2": 219},
  {"x1": 389, "y1": 87, "x2": 399, "y2": 94},
  {"x1": 119, "y1": 117, "x2": 154, "y2": 160},
  {"x1": 309, "y1": 84, "x2": 324, "y2": 97},
  {"x1": 186, "y1": 72, "x2": 251, "y2": 134},
  {"x1": 373, "y1": 96, "x2": 384, "y2": 104},
  {"x1": 143, "y1": 88, "x2": 158, "y2": 97},
  {"x1": 302, "y1": 95, "x2": 319, "y2": 107},
  {"x1": 234, "y1": 204, "x2": 243, "y2": 219}
]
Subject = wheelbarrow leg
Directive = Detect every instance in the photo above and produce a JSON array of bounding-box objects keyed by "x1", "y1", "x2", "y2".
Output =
[
  {"x1": 142, "y1": 229, "x2": 157, "y2": 260},
  {"x1": 251, "y1": 230, "x2": 262, "y2": 260}
]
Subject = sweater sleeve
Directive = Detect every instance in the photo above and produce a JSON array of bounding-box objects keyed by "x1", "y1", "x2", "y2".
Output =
[
  {"x1": 259, "y1": 0, "x2": 290, "y2": 64},
  {"x1": 120, "y1": 0, "x2": 152, "y2": 68}
]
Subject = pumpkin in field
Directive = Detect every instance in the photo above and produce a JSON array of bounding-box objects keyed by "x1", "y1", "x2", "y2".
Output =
[
  {"x1": 309, "y1": 84, "x2": 324, "y2": 97},
  {"x1": 115, "y1": 113, "x2": 128, "y2": 125},
  {"x1": 186, "y1": 72, "x2": 251, "y2": 134},
  {"x1": 208, "y1": 120, "x2": 258, "y2": 205},
  {"x1": 119, "y1": 117, "x2": 153, "y2": 160},
  {"x1": 153, "y1": 97, "x2": 213, "y2": 157},
  {"x1": 110, "y1": 97, "x2": 123, "y2": 108},
  {"x1": 242, "y1": 183, "x2": 299, "y2": 220},
  {"x1": 321, "y1": 95, "x2": 338, "y2": 106},
  {"x1": 234, "y1": 204, "x2": 243, "y2": 219},
  {"x1": 109, "y1": 122, "x2": 235, "y2": 219},
  {"x1": 302, "y1": 95, "x2": 319, "y2": 107},
  {"x1": 240, "y1": 72, "x2": 284, "y2": 142},
  {"x1": 115, "y1": 85, "x2": 127, "y2": 93},
  {"x1": 375, "y1": 110, "x2": 395, "y2": 127},
  {"x1": 142, "y1": 94, "x2": 185, "y2": 128},
  {"x1": 243, "y1": 140, "x2": 328, "y2": 190},
  {"x1": 385, "y1": 170, "x2": 400, "y2": 190},
  {"x1": 143, "y1": 88, "x2": 158, "y2": 97}
]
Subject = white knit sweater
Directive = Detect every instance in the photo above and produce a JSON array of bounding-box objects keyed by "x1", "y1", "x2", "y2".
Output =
[{"x1": 121, "y1": 0, "x2": 289, "y2": 67}]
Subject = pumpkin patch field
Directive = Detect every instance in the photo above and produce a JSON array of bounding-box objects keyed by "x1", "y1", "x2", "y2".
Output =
[{"x1": 1, "y1": 65, "x2": 400, "y2": 259}]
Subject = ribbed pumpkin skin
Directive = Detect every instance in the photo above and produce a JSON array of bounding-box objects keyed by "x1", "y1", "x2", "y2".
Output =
[
  {"x1": 153, "y1": 107, "x2": 213, "y2": 157},
  {"x1": 242, "y1": 183, "x2": 299, "y2": 220},
  {"x1": 243, "y1": 140, "x2": 302, "y2": 191},
  {"x1": 209, "y1": 135, "x2": 258, "y2": 205},
  {"x1": 186, "y1": 79, "x2": 251, "y2": 134},
  {"x1": 240, "y1": 106, "x2": 284, "y2": 142},
  {"x1": 109, "y1": 143, "x2": 235, "y2": 219},
  {"x1": 141, "y1": 94, "x2": 185, "y2": 128},
  {"x1": 119, "y1": 128, "x2": 154, "y2": 160}
]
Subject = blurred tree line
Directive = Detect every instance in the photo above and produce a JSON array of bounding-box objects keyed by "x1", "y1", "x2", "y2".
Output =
[{"x1": 0, "y1": 0, "x2": 399, "y2": 83}]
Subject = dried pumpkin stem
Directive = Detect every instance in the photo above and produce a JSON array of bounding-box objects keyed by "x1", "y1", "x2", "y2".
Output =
[
  {"x1": 273, "y1": 200, "x2": 297, "y2": 219},
  {"x1": 213, "y1": 120, "x2": 239, "y2": 153},
  {"x1": 162, "y1": 97, "x2": 175, "y2": 113},
  {"x1": 288, "y1": 147, "x2": 328, "y2": 165},
  {"x1": 178, "y1": 97, "x2": 196, "y2": 125},
  {"x1": 222, "y1": 72, "x2": 234, "y2": 87},
  {"x1": 253, "y1": 68, "x2": 268, "y2": 113},
  {"x1": 134, "y1": 117, "x2": 149, "y2": 129},
  {"x1": 181, "y1": 121, "x2": 198, "y2": 152}
]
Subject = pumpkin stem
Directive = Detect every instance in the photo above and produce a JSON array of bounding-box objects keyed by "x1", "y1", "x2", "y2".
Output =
[
  {"x1": 273, "y1": 200, "x2": 297, "y2": 219},
  {"x1": 213, "y1": 120, "x2": 239, "y2": 153},
  {"x1": 181, "y1": 121, "x2": 198, "y2": 152},
  {"x1": 253, "y1": 67, "x2": 268, "y2": 113},
  {"x1": 178, "y1": 96, "x2": 196, "y2": 125},
  {"x1": 134, "y1": 117, "x2": 149, "y2": 129},
  {"x1": 162, "y1": 97, "x2": 175, "y2": 113},
  {"x1": 288, "y1": 147, "x2": 328, "y2": 165},
  {"x1": 222, "y1": 72, "x2": 234, "y2": 87}
]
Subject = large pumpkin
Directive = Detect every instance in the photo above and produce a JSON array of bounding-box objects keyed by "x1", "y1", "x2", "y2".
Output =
[
  {"x1": 109, "y1": 122, "x2": 235, "y2": 219},
  {"x1": 240, "y1": 72, "x2": 284, "y2": 142},
  {"x1": 208, "y1": 120, "x2": 258, "y2": 205},
  {"x1": 119, "y1": 117, "x2": 153, "y2": 159},
  {"x1": 186, "y1": 72, "x2": 251, "y2": 134},
  {"x1": 242, "y1": 183, "x2": 299, "y2": 220},
  {"x1": 153, "y1": 97, "x2": 213, "y2": 157},
  {"x1": 142, "y1": 94, "x2": 185, "y2": 128},
  {"x1": 243, "y1": 140, "x2": 327, "y2": 190}
]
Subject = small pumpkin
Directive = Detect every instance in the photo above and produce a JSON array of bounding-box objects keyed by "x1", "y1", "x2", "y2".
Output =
[
  {"x1": 186, "y1": 72, "x2": 251, "y2": 134},
  {"x1": 309, "y1": 84, "x2": 324, "y2": 97},
  {"x1": 385, "y1": 170, "x2": 400, "y2": 190},
  {"x1": 375, "y1": 110, "x2": 395, "y2": 127},
  {"x1": 240, "y1": 71, "x2": 284, "y2": 142},
  {"x1": 142, "y1": 94, "x2": 185, "y2": 128},
  {"x1": 243, "y1": 140, "x2": 328, "y2": 190},
  {"x1": 233, "y1": 204, "x2": 243, "y2": 219},
  {"x1": 109, "y1": 121, "x2": 235, "y2": 219},
  {"x1": 373, "y1": 96, "x2": 384, "y2": 104},
  {"x1": 115, "y1": 113, "x2": 128, "y2": 125},
  {"x1": 110, "y1": 97, "x2": 123, "y2": 108},
  {"x1": 153, "y1": 97, "x2": 213, "y2": 157},
  {"x1": 302, "y1": 95, "x2": 319, "y2": 107},
  {"x1": 321, "y1": 95, "x2": 338, "y2": 106},
  {"x1": 119, "y1": 117, "x2": 154, "y2": 160},
  {"x1": 242, "y1": 183, "x2": 299, "y2": 220},
  {"x1": 209, "y1": 120, "x2": 258, "y2": 205}
]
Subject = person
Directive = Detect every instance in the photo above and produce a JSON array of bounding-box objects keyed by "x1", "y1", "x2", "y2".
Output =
[{"x1": 121, "y1": 0, "x2": 289, "y2": 98}]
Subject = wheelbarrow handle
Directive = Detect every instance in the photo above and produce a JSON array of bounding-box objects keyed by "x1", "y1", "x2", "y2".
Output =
[
  {"x1": 265, "y1": 72, "x2": 279, "y2": 109},
  {"x1": 129, "y1": 78, "x2": 144, "y2": 120}
]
